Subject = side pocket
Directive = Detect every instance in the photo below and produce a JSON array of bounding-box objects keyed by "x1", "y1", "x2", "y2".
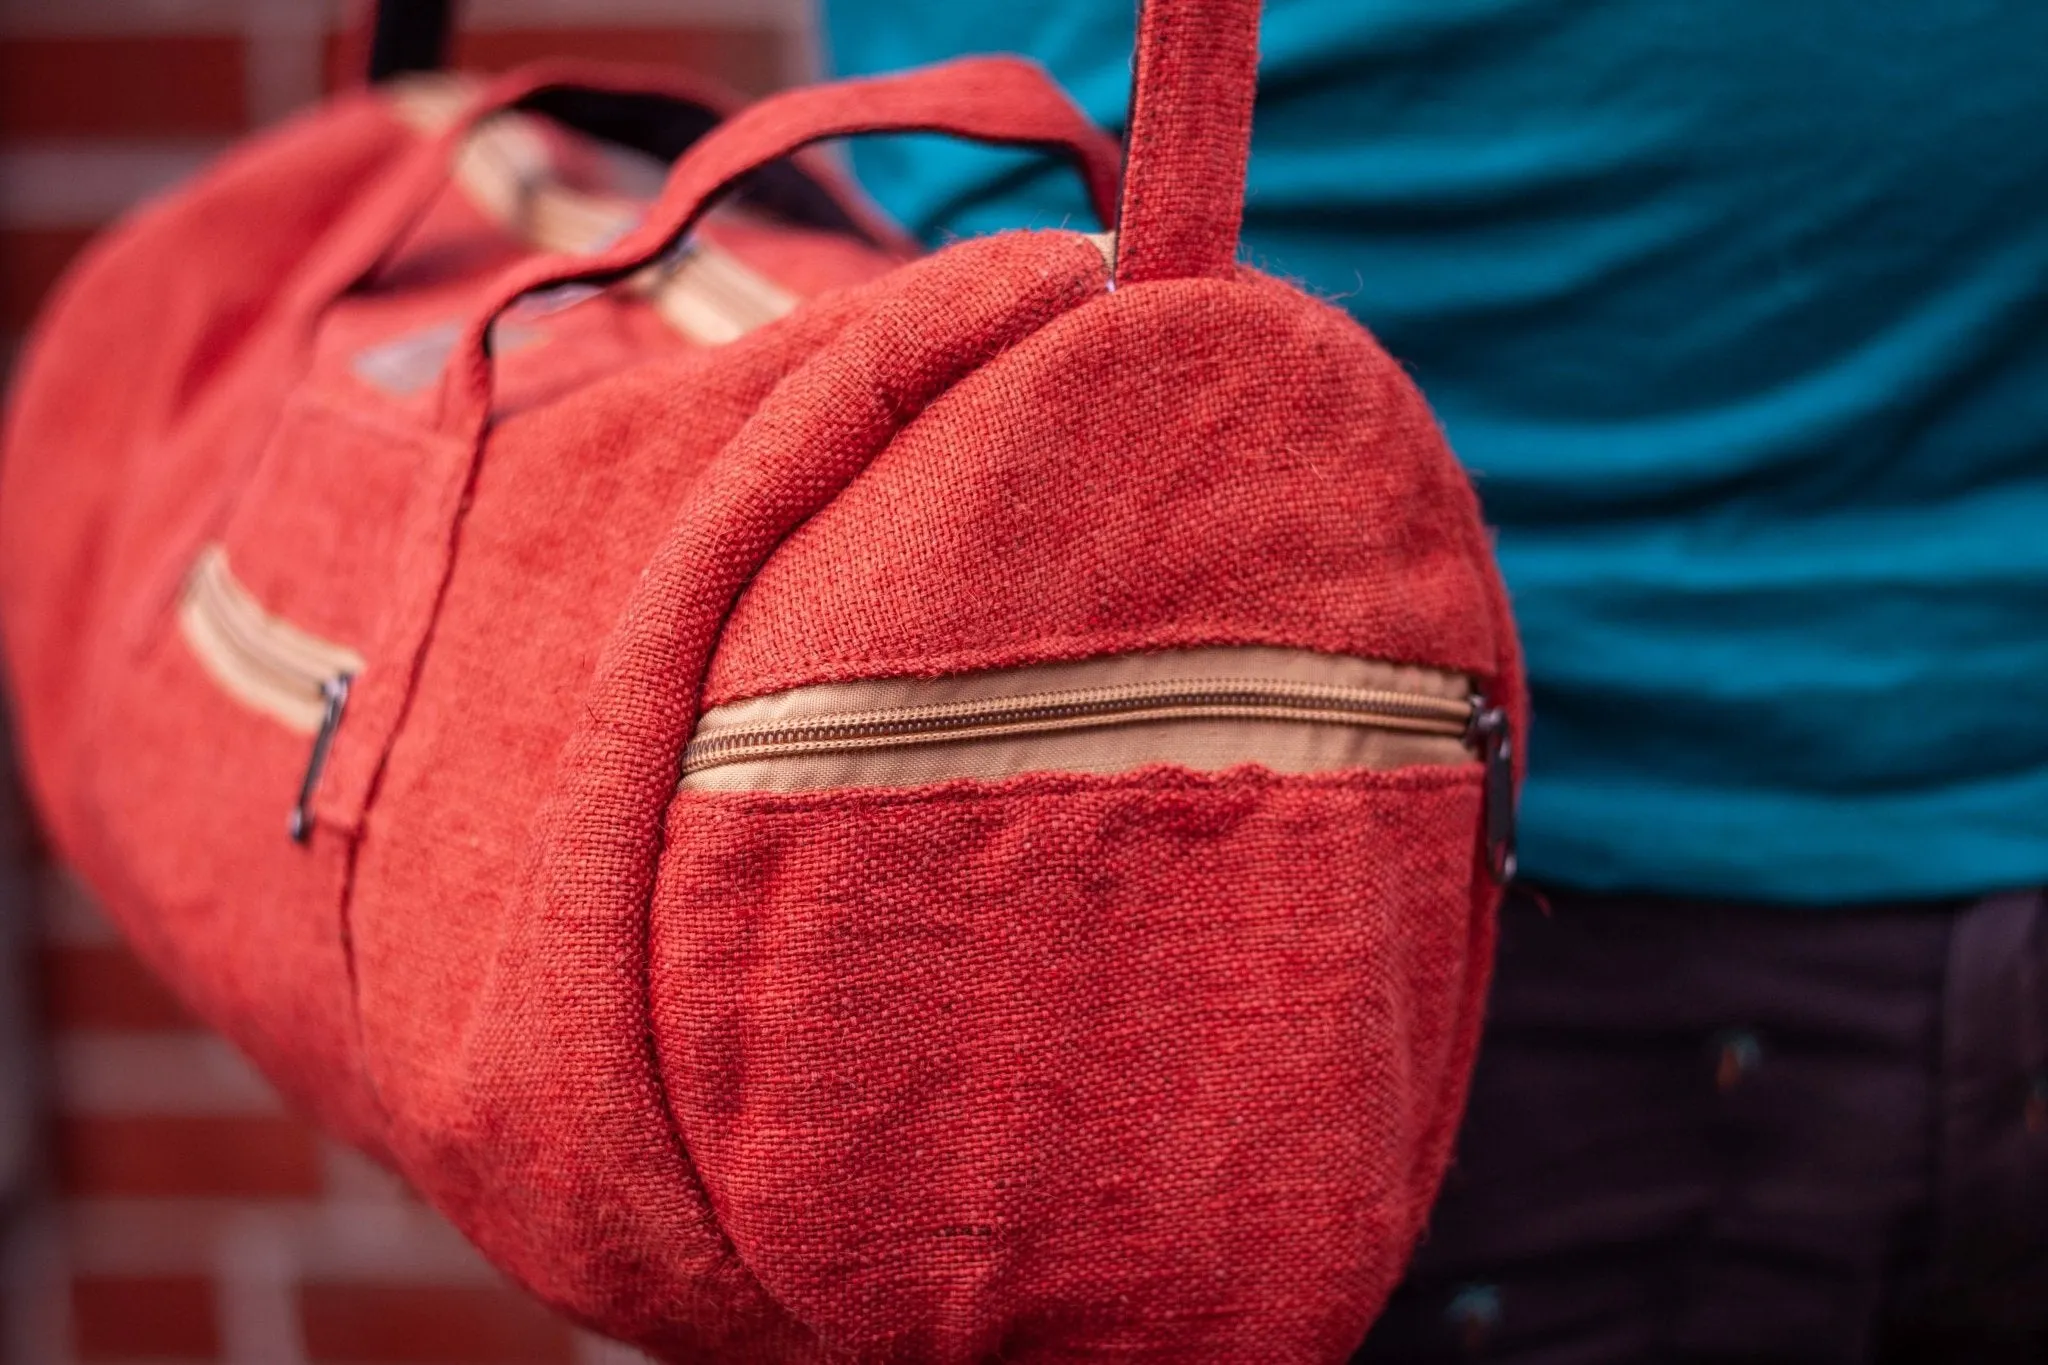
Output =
[
  {"x1": 653, "y1": 769, "x2": 1490, "y2": 1361},
  {"x1": 649, "y1": 650, "x2": 1502, "y2": 1360}
]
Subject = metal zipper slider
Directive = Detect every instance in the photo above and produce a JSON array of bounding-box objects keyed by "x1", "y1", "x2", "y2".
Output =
[
  {"x1": 1468, "y1": 698, "x2": 1517, "y2": 884},
  {"x1": 288, "y1": 674, "x2": 351, "y2": 844}
]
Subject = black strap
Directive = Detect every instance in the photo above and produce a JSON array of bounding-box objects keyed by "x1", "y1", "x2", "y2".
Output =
[{"x1": 367, "y1": 0, "x2": 455, "y2": 82}]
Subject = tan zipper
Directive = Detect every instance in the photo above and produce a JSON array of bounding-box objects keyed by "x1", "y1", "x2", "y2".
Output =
[
  {"x1": 385, "y1": 75, "x2": 798, "y2": 344},
  {"x1": 178, "y1": 546, "x2": 362, "y2": 842},
  {"x1": 685, "y1": 646, "x2": 1519, "y2": 882},
  {"x1": 177, "y1": 545, "x2": 362, "y2": 735},
  {"x1": 686, "y1": 677, "x2": 1475, "y2": 773},
  {"x1": 641, "y1": 240, "x2": 799, "y2": 345},
  {"x1": 683, "y1": 647, "x2": 1477, "y2": 789}
]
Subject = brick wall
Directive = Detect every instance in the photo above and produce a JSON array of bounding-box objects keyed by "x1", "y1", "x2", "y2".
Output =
[
  {"x1": 0, "y1": 3, "x2": 810, "y2": 1360},
  {"x1": 0, "y1": 0, "x2": 813, "y2": 371}
]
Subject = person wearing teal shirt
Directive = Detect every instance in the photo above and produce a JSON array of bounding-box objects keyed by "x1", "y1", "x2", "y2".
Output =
[{"x1": 826, "y1": 3, "x2": 2048, "y2": 1360}]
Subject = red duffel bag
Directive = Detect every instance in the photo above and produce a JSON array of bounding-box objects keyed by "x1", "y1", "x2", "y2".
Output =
[{"x1": 0, "y1": 0, "x2": 1523, "y2": 1358}]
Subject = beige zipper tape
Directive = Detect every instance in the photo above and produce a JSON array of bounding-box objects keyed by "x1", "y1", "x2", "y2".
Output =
[
  {"x1": 644, "y1": 241, "x2": 798, "y2": 344},
  {"x1": 176, "y1": 545, "x2": 365, "y2": 734},
  {"x1": 683, "y1": 646, "x2": 1476, "y2": 792},
  {"x1": 384, "y1": 75, "x2": 798, "y2": 344}
]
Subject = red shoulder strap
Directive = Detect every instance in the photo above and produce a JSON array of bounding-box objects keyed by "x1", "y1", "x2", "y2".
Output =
[{"x1": 1113, "y1": 0, "x2": 1264, "y2": 287}]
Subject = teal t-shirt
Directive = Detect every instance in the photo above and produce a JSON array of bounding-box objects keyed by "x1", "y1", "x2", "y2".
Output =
[{"x1": 821, "y1": 0, "x2": 2048, "y2": 905}]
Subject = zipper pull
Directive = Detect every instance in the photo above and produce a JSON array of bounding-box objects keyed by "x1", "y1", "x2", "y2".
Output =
[
  {"x1": 1468, "y1": 697, "x2": 1518, "y2": 885},
  {"x1": 289, "y1": 675, "x2": 351, "y2": 844}
]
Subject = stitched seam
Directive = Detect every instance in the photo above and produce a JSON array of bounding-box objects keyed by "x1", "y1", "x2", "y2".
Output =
[
  {"x1": 677, "y1": 759, "x2": 1481, "y2": 818},
  {"x1": 703, "y1": 627, "x2": 1496, "y2": 709}
]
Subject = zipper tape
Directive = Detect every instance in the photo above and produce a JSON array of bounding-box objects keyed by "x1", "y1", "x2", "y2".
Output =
[
  {"x1": 177, "y1": 546, "x2": 364, "y2": 734},
  {"x1": 682, "y1": 646, "x2": 1490, "y2": 793}
]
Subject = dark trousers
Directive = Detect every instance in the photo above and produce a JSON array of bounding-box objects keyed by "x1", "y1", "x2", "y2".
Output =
[{"x1": 1355, "y1": 886, "x2": 2048, "y2": 1364}]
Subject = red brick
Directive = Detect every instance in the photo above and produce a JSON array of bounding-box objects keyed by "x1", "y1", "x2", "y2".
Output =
[
  {"x1": 56, "y1": 1114, "x2": 322, "y2": 1198},
  {"x1": 71, "y1": 1274, "x2": 220, "y2": 1360},
  {"x1": 39, "y1": 942, "x2": 197, "y2": 1030},
  {"x1": 0, "y1": 227, "x2": 96, "y2": 331},
  {"x1": 299, "y1": 1282, "x2": 577, "y2": 1364},
  {"x1": 0, "y1": 36, "x2": 246, "y2": 137},
  {"x1": 323, "y1": 25, "x2": 791, "y2": 98}
]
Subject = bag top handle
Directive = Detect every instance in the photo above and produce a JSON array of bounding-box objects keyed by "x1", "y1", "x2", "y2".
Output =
[
  {"x1": 1112, "y1": 0, "x2": 1264, "y2": 287},
  {"x1": 367, "y1": 0, "x2": 1266, "y2": 285},
  {"x1": 433, "y1": 56, "x2": 1125, "y2": 441},
  {"x1": 286, "y1": 61, "x2": 741, "y2": 328}
]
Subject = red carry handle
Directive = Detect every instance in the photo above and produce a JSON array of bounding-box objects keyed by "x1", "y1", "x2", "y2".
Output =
[
  {"x1": 433, "y1": 55, "x2": 1125, "y2": 439},
  {"x1": 283, "y1": 60, "x2": 750, "y2": 328},
  {"x1": 1112, "y1": 0, "x2": 1263, "y2": 287},
  {"x1": 346, "y1": 0, "x2": 1262, "y2": 296}
]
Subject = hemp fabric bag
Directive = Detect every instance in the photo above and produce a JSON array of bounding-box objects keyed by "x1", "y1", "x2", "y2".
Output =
[{"x1": 0, "y1": 0, "x2": 1523, "y2": 1357}]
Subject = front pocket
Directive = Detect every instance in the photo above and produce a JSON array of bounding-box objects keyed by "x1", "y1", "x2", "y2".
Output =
[{"x1": 165, "y1": 392, "x2": 461, "y2": 841}]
